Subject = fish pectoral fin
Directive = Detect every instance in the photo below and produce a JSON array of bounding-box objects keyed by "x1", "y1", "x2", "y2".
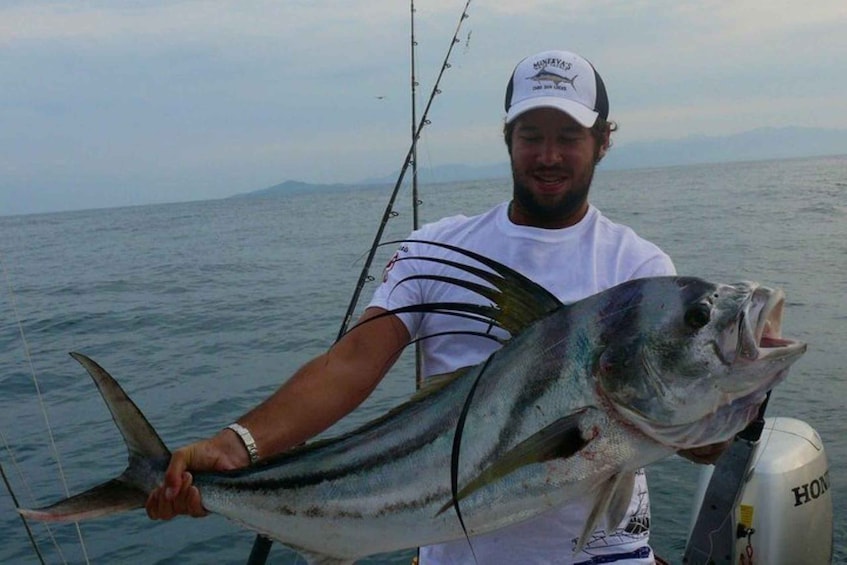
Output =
[
  {"x1": 575, "y1": 472, "x2": 636, "y2": 553},
  {"x1": 18, "y1": 477, "x2": 147, "y2": 522},
  {"x1": 605, "y1": 472, "x2": 636, "y2": 533},
  {"x1": 436, "y1": 408, "x2": 593, "y2": 515}
]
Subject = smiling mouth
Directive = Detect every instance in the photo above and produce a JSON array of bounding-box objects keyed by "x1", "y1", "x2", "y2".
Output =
[{"x1": 532, "y1": 172, "x2": 569, "y2": 190}]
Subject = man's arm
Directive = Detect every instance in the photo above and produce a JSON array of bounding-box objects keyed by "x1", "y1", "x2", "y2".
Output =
[{"x1": 146, "y1": 307, "x2": 411, "y2": 519}]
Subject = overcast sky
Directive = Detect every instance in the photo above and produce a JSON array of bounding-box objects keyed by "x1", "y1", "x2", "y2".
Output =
[{"x1": 2, "y1": 1, "x2": 846, "y2": 216}]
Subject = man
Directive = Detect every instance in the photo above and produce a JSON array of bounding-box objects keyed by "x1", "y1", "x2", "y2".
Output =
[{"x1": 147, "y1": 50, "x2": 720, "y2": 564}]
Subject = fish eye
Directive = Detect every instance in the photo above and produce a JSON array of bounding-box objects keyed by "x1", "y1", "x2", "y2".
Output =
[{"x1": 684, "y1": 303, "x2": 711, "y2": 329}]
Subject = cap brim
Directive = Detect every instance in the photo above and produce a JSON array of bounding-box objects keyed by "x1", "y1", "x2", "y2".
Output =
[{"x1": 505, "y1": 96, "x2": 598, "y2": 128}]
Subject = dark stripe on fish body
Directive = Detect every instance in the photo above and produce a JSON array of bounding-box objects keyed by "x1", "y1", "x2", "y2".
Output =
[
  {"x1": 266, "y1": 486, "x2": 454, "y2": 520},
  {"x1": 207, "y1": 385, "x2": 470, "y2": 492},
  {"x1": 472, "y1": 311, "x2": 588, "y2": 475}
]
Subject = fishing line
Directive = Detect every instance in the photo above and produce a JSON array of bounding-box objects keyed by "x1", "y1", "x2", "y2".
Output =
[{"x1": 0, "y1": 254, "x2": 91, "y2": 564}]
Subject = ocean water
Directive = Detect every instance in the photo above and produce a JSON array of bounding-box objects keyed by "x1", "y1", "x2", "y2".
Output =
[{"x1": 1, "y1": 154, "x2": 844, "y2": 564}]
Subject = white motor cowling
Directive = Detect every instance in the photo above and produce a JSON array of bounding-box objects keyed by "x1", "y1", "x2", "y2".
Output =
[{"x1": 689, "y1": 417, "x2": 832, "y2": 564}]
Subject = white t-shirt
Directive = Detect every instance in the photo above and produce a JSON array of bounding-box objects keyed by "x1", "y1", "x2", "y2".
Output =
[{"x1": 368, "y1": 201, "x2": 675, "y2": 564}]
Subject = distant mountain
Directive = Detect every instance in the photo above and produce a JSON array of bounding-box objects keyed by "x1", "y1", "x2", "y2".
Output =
[
  {"x1": 360, "y1": 163, "x2": 511, "y2": 186},
  {"x1": 229, "y1": 179, "x2": 354, "y2": 198},
  {"x1": 604, "y1": 126, "x2": 847, "y2": 170},
  {"x1": 235, "y1": 166, "x2": 512, "y2": 199},
  {"x1": 237, "y1": 126, "x2": 847, "y2": 197}
]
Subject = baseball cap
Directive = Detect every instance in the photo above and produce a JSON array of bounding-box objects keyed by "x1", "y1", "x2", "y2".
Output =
[{"x1": 504, "y1": 50, "x2": 609, "y2": 127}]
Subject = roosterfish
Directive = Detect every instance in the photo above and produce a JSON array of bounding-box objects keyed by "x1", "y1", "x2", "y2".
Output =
[{"x1": 19, "y1": 241, "x2": 806, "y2": 564}]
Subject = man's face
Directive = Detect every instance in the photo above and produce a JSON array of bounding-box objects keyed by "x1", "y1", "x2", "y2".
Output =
[{"x1": 509, "y1": 108, "x2": 607, "y2": 228}]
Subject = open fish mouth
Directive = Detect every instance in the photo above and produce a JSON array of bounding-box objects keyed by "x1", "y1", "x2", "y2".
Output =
[{"x1": 728, "y1": 286, "x2": 804, "y2": 363}]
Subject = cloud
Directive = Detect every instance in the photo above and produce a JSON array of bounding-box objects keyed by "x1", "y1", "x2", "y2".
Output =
[{"x1": 1, "y1": 1, "x2": 845, "y2": 215}]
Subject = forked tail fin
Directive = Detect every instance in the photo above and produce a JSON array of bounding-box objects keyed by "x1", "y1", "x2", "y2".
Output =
[{"x1": 18, "y1": 352, "x2": 170, "y2": 522}]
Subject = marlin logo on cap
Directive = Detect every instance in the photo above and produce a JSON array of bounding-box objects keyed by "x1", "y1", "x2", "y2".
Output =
[
  {"x1": 527, "y1": 68, "x2": 578, "y2": 91},
  {"x1": 505, "y1": 50, "x2": 609, "y2": 127}
]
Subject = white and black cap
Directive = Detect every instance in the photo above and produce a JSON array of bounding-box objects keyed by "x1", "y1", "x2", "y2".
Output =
[{"x1": 504, "y1": 50, "x2": 609, "y2": 127}]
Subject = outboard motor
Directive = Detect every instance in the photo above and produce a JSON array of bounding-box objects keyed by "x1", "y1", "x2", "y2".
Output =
[{"x1": 685, "y1": 417, "x2": 832, "y2": 564}]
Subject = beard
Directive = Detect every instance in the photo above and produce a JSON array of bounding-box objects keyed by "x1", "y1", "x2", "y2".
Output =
[{"x1": 511, "y1": 163, "x2": 596, "y2": 226}]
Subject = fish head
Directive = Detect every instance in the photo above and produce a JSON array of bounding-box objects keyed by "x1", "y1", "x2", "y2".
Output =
[{"x1": 594, "y1": 277, "x2": 806, "y2": 448}]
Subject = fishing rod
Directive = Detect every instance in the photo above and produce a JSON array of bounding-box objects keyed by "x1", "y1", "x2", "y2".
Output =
[
  {"x1": 410, "y1": 9, "x2": 424, "y2": 565},
  {"x1": 410, "y1": 0, "x2": 420, "y2": 234},
  {"x1": 245, "y1": 3, "x2": 472, "y2": 563},
  {"x1": 335, "y1": 0, "x2": 472, "y2": 342},
  {"x1": 410, "y1": 0, "x2": 424, "y2": 393},
  {"x1": 1, "y1": 458, "x2": 46, "y2": 564}
]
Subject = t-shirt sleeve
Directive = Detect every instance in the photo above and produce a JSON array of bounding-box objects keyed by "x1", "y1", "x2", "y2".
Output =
[
  {"x1": 632, "y1": 251, "x2": 677, "y2": 278},
  {"x1": 366, "y1": 216, "x2": 469, "y2": 336},
  {"x1": 366, "y1": 240, "x2": 425, "y2": 337}
]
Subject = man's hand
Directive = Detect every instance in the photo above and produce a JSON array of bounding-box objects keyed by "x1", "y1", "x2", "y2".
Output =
[
  {"x1": 145, "y1": 429, "x2": 250, "y2": 520},
  {"x1": 678, "y1": 439, "x2": 733, "y2": 465},
  {"x1": 145, "y1": 308, "x2": 408, "y2": 521}
]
